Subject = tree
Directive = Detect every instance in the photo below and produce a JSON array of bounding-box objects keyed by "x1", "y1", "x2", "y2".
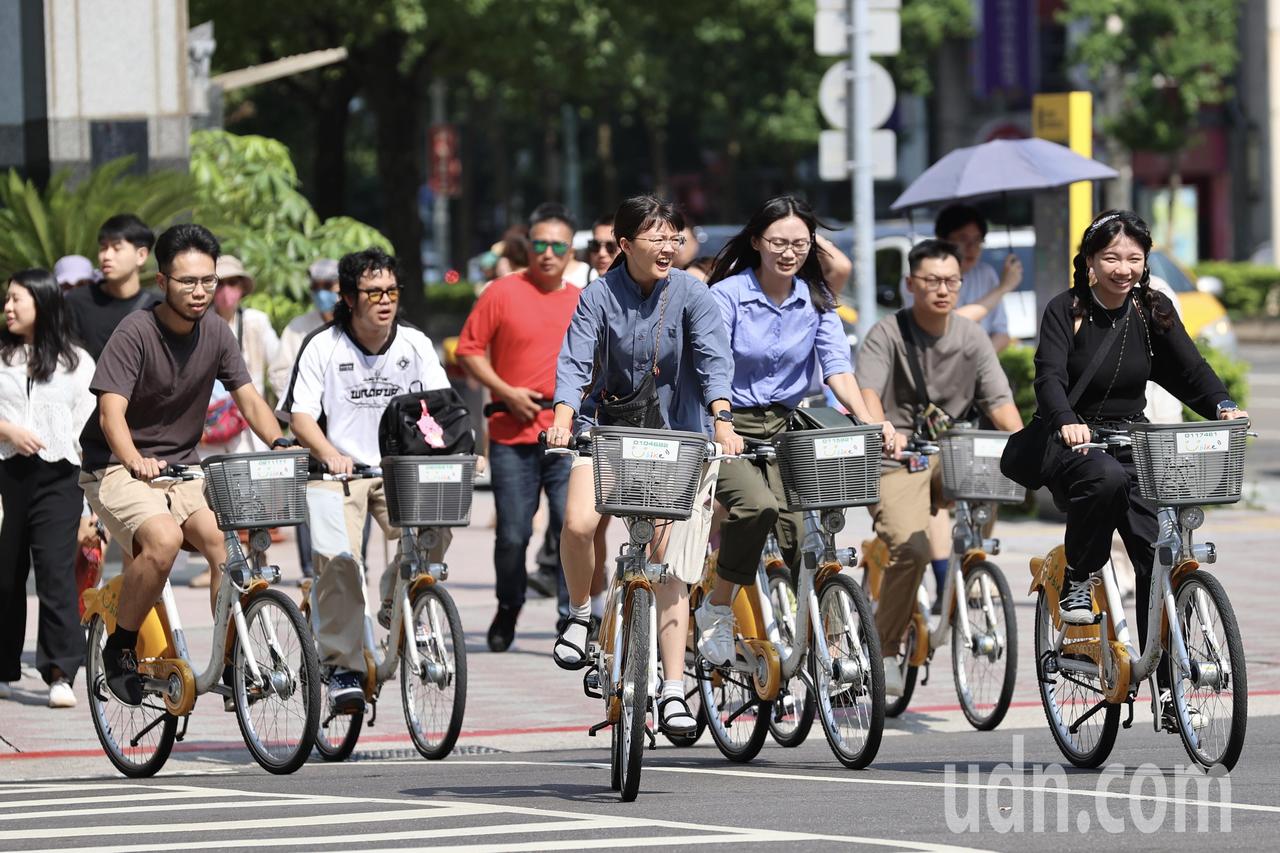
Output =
[
  {"x1": 885, "y1": 0, "x2": 975, "y2": 97},
  {"x1": 1063, "y1": 0, "x2": 1245, "y2": 234}
]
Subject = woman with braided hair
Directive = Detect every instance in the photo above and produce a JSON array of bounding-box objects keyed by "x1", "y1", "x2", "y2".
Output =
[{"x1": 1033, "y1": 210, "x2": 1248, "y2": 722}]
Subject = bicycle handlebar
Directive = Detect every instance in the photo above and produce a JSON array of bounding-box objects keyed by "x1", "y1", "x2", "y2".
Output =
[
  {"x1": 308, "y1": 462, "x2": 383, "y2": 481},
  {"x1": 150, "y1": 464, "x2": 204, "y2": 483}
]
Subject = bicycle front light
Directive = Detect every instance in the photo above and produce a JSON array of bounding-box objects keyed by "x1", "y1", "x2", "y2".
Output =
[
  {"x1": 1179, "y1": 506, "x2": 1205, "y2": 531},
  {"x1": 972, "y1": 505, "x2": 992, "y2": 526}
]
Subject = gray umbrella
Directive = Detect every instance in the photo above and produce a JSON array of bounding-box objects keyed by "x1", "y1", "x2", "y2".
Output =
[{"x1": 890, "y1": 138, "x2": 1119, "y2": 211}]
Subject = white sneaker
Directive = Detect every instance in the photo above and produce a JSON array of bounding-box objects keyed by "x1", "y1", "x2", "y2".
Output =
[
  {"x1": 882, "y1": 656, "x2": 904, "y2": 697},
  {"x1": 1058, "y1": 576, "x2": 1099, "y2": 626},
  {"x1": 695, "y1": 602, "x2": 735, "y2": 666},
  {"x1": 48, "y1": 680, "x2": 77, "y2": 708}
]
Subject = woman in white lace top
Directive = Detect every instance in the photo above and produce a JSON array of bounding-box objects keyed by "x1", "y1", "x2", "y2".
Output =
[{"x1": 0, "y1": 268, "x2": 95, "y2": 709}]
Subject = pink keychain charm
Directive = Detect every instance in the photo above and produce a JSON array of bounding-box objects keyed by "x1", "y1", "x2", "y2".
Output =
[{"x1": 417, "y1": 399, "x2": 445, "y2": 448}]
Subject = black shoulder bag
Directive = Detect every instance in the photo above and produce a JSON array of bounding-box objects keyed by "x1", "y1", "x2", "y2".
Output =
[
  {"x1": 598, "y1": 284, "x2": 670, "y2": 429},
  {"x1": 1000, "y1": 307, "x2": 1127, "y2": 490}
]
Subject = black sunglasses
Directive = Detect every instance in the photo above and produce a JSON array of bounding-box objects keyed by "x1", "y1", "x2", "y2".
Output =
[{"x1": 587, "y1": 239, "x2": 618, "y2": 254}]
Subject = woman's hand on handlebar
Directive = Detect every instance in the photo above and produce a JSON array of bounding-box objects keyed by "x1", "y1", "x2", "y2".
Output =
[
  {"x1": 544, "y1": 424, "x2": 573, "y2": 449},
  {"x1": 1059, "y1": 423, "x2": 1092, "y2": 452},
  {"x1": 713, "y1": 419, "x2": 744, "y2": 456},
  {"x1": 1220, "y1": 408, "x2": 1249, "y2": 421}
]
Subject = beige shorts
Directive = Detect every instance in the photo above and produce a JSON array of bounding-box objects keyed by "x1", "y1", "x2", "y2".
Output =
[{"x1": 80, "y1": 465, "x2": 209, "y2": 556}]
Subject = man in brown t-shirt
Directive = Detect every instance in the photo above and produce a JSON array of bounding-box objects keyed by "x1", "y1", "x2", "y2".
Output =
[
  {"x1": 79, "y1": 224, "x2": 289, "y2": 706},
  {"x1": 855, "y1": 239, "x2": 1021, "y2": 697}
]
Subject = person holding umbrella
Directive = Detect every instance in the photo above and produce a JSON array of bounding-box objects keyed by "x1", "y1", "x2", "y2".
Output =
[{"x1": 933, "y1": 204, "x2": 1022, "y2": 353}]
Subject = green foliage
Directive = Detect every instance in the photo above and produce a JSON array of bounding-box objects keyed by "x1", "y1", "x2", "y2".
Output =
[
  {"x1": 1062, "y1": 1, "x2": 1243, "y2": 156},
  {"x1": 1184, "y1": 341, "x2": 1249, "y2": 423},
  {"x1": 242, "y1": 292, "x2": 311, "y2": 335},
  {"x1": 998, "y1": 344, "x2": 1037, "y2": 425},
  {"x1": 190, "y1": 130, "x2": 391, "y2": 301},
  {"x1": 887, "y1": 0, "x2": 976, "y2": 96},
  {"x1": 0, "y1": 158, "x2": 192, "y2": 280},
  {"x1": 424, "y1": 282, "x2": 480, "y2": 316},
  {"x1": 1192, "y1": 261, "x2": 1280, "y2": 317}
]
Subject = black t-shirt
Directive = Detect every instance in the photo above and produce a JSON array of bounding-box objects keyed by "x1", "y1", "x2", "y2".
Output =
[
  {"x1": 65, "y1": 281, "x2": 162, "y2": 360},
  {"x1": 79, "y1": 306, "x2": 252, "y2": 471}
]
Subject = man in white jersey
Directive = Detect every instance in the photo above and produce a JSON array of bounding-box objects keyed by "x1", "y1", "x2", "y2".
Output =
[{"x1": 282, "y1": 248, "x2": 451, "y2": 713}]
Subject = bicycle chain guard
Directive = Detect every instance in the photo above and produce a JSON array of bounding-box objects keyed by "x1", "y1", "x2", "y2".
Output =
[{"x1": 137, "y1": 658, "x2": 196, "y2": 716}]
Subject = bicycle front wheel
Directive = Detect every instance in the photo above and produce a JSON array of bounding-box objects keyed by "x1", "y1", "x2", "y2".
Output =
[
  {"x1": 766, "y1": 566, "x2": 815, "y2": 747},
  {"x1": 232, "y1": 588, "x2": 321, "y2": 774},
  {"x1": 1168, "y1": 571, "x2": 1247, "y2": 771},
  {"x1": 951, "y1": 561, "x2": 1017, "y2": 731},
  {"x1": 617, "y1": 586, "x2": 651, "y2": 802},
  {"x1": 1033, "y1": 590, "x2": 1119, "y2": 768},
  {"x1": 402, "y1": 585, "x2": 467, "y2": 760},
  {"x1": 810, "y1": 573, "x2": 884, "y2": 769},
  {"x1": 85, "y1": 616, "x2": 177, "y2": 778}
]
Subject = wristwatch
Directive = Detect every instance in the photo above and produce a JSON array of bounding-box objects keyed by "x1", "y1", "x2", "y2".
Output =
[
  {"x1": 1216, "y1": 400, "x2": 1238, "y2": 417},
  {"x1": 714, "y1": 410, "x2": 735, "y2": 424},
  {"x1": 271, "y1": 436, "x2": 297, "y2": 449}
]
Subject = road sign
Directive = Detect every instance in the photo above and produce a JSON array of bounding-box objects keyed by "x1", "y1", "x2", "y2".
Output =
[
  {"x1": 819, "y1": 59, "x2": 895, "y2": 131},
  {"x1": 815, "y1": 4, "x2": 901, "y2": 57},
  {"x1": 819, "y1": 128, "x2": 897, "y2": 181}
]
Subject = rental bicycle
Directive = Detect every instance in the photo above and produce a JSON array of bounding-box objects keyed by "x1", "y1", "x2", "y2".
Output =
[
  {"x1": 546, "y1": 425, "x2": 712, "y2": 802},
  {"x1": 82, "y1": 450, "x2": 321, "y2": 777},
  {"x1": 1031, "y1": 420, "x2": 1250, "y2": 771},
  {"x1": 695, "y1": 424, "x2": 886, "y2": 768},
  {"x1": 302, "y1": 458, "x2": 470, "y2": 761},
  {"x1": 861, "y1": 429, "x2": 1020, "y2": 729}
]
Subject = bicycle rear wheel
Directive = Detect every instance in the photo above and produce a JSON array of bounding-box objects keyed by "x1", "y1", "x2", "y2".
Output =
[
  {"x1": 232, "y1": 588, "x2": 321, "y2": 775},
  {"x1": 1167, "y1": 571, "x2": 1247, "y2": 771},
  {"x1": 951, "y1": 561, "x2": 1017, "y2": 731},
  {"x1": 1033, "y1": 590, "x2": 1119, "y2": 768},
  {"x1": 402, "y1": 585, "x2": 467, "y2": 760},
  {"x1": 617, "y1": 587, "x2": 651, "y2": 802},
  {"x1": 85, "y1": 616, "x2": 177, "y2": 778},
  {"x1": 766, "y1": 566, "x2": 815, "y2": 747},
  {"x1": 810, "y1": 573, "x2": 884, "y2": 769}
]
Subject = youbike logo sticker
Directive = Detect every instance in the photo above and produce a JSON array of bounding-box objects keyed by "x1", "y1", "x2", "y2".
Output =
[
  {"x1": 249, "y1": 458, "x2": 296, "y2": 480},
  {"x1": 418, "y1": 463, "x2": 463, "y2": 484},
  {"x1": 814, "y1": 434, "x2": 865, "y2": 459},
  {"x1": 1176, "y1": 430, "x2": 1229, "y2": 454},
  {"x1": 972, "y1": 437, "x2": 1008, "y2": 459},
  {"x1": 622, "y1": 437, "x2": 679, "y2": 462}
]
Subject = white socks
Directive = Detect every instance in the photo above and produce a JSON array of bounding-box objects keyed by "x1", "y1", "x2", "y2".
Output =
[{"x1": 558, "y1": 601, "x2": 593, "y2": 664}]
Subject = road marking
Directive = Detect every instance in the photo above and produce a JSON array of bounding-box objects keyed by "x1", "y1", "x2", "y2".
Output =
[
  {"x1": 0, "y1": 788, "x2": 244, "y2": 810},
  {"x1": 0, "y1": 795, "x2": 359, "y2": 822}
]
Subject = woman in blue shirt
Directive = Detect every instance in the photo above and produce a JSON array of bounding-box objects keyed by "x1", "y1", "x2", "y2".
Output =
[
  {"x1": 695, "y1": 195, "x2": 894, "y2": 665},
  {"x1": 547, "y1": 195, "x2": 743, "y2": 736}
]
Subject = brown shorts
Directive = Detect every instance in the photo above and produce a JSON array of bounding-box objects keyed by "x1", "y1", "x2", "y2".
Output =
[{"x1": 79, "y1": 465, "x2": 209, "y2": 556}]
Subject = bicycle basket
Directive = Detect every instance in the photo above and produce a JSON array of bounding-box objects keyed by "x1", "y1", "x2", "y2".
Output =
[
  {"x1": 939, "y1": 429, "x2": 1026, "y2": 503},
  {"x1": 590, "y1": 426, "x2": 709, "y2": 520},
  {"x1": 1130, "y1": 420, "x2": 1248, "y2": 506},
  {"x1": 200, "y1": 449, "x2": 309, "y2": 531},
  {"x1": 381, "y1": 455, "x2": 476, "y2": 527},
  {"x1": 776, "y1": 424, "x2": 883, "y2": 510}
]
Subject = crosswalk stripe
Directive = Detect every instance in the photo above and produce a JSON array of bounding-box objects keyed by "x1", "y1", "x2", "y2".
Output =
[
  {"x1": 0, "y1": 795, "x2": 358, "y2": 823},
  {"x1": 0, "y1": 789, "x2": 244, "y2": 810}
]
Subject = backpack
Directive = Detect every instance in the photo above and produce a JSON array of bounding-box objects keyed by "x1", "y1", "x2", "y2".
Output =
[{"x1": 378, "y1": 387, "x2": 476, "y2": 457}]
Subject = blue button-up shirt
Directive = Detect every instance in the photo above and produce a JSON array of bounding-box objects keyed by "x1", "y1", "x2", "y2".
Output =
[
  {"x1": 554, "y1": 265, "x2": 733, "y2": 435},
  {"x1": 711, "y1": 269, "x2": 853, "y2": 409}
]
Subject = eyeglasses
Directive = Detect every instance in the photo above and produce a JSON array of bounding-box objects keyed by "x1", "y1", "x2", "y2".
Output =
[
  {"x1": 587, "y1": 239, "x2": 618, "y2": 255},
  {"x1": 760, "y1": 237, "x2": 812, "y2": 255},
  {"x1": 634, "y1": 235, "x2": 687, "y2": 250},
  {"x1": 910, "y1": 275, "x2": 963, "y2": 293},
  {"x1": 164, "y1": 274, "x2": 219, "y2": 294},
  {"x1": 531, "y1": 240, "x2": 571, "y2": 257},
  {"x1": 359, "y1": 286, "x2": 402, "y2": 304}
]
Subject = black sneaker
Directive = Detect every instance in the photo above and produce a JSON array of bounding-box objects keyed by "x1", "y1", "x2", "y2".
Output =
[
  {"x1": 328, "y1": 669, "x2": 365, "y2": 715},
  {"x1": 102, "y1": 647, "x2": 143, "y2": 706},
  {"x1": 1058, "y1": 576, "x2": 1099, "y2": 625},
  {"x1": 488, "y1": 604, "x2": 520, "y2": 653},
  {"x1": 526, "y1": 568, "x2": 558, "y2": 599}
]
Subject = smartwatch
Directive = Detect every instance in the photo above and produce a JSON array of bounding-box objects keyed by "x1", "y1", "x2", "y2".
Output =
[
  {"x1": 714, "y1": 410, "x2": 735, "y2": 424},
  {"x1": 271, "y1": 436, "x2": 297, "y2": 449},
  {"x1": 1216, "y1": 400, "x2": 1238, "y2": 417}
]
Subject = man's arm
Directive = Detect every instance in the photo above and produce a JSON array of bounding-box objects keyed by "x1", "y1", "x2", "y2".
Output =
[
  {"x1": 290, "y1": 412, "x2": 352, "y2": 476},
  {"x1": 987, "y1": 401, "x2": 1023, "y2": 432},
  {"x1": 99, "y1": 392, "x2": 161, "y2": 480},
  {"x1": 230, "y1": 383, "x2": 284, "y2": 448}
]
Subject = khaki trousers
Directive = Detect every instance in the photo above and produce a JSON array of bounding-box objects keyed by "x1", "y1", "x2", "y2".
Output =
[
  {"x1": 868, "y1": 463, "x2": 944, "y2": 651},
  {"x1": 307, "y1": 478, "x2": 449, "y2": 672}
]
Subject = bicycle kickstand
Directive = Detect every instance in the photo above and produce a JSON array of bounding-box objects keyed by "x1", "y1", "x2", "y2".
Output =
[
  {"x1": 644, "y1": 725, "x2": 657, "y2": 750},
  {"x1": 587, "y1": 719, "x2": 612, "y2": 737}
]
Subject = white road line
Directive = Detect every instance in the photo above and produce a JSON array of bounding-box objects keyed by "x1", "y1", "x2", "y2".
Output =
[
  {"x1": 0, "y1": 788, "x2": 245, "y2": 810},
  {"x1": 0, "y1": 806, "x2": 478, "y2": 842},
  {"x1": 0, "y1": 795, "x2": 359, "y2": 822},
  {"x1": 346, "y1": 834, "x2": 989, "y2": 853}
]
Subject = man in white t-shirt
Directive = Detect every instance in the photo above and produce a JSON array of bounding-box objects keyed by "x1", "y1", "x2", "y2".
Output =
[
  {"x1": 933, "y1": 204, "x2": 1023, "y2": 353},
  {"x1": 282, "y1": 248, "x2": 451, "y2": 714}
]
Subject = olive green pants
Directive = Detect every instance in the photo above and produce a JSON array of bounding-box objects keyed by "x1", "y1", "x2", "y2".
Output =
[{"x1": 714, "y1": 406, "x2": 802, "y2": 585}]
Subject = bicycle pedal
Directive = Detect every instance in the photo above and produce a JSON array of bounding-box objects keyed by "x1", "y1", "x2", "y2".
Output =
[
  {"x1": 587, "y1": 718, "x2": 612, "y2": 737},
  {"x1": 582, "y1": 668, "x2": 603, "y2": 699}
]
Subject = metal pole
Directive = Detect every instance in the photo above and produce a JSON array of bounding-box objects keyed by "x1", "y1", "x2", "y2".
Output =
[
  {"x1": 1269, "y1": 0, "x2": 1280, "y2": 263},
  {"x1": 431, "y1": 78, "x2": 449, "y2": 279},
  {"x1": 849, "y1": 0, "x2": 875, "y2": 342}
]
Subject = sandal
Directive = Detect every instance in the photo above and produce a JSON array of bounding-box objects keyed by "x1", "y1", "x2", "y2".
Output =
[
  {"x1": 552, "y1": 616, "x2": 592, "y2": 671},
  {"x1": 657, "y1": 695, "x2": 697, "y2": 736}
]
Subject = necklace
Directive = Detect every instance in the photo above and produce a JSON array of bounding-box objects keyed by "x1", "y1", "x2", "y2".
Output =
[{"x1": 1090, "y1": 290, "x2": 1127, "y2": 328}]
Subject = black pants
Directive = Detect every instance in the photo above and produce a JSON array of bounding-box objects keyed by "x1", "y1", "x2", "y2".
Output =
[
  {"x1": 0, "y1": 457, "x2": 87, "y2": 685},
  {"x1": 1047, "y1": 445, "x2": 1166, "y2": 685}
]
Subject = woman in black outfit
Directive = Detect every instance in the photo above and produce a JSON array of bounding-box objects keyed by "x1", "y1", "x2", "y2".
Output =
[{"x1": 1034, "y1": 211, "x2": 1248, "y2": 662}]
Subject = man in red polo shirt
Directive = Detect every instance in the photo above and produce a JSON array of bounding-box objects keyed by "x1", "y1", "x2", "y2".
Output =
[{"x1": 457, "y1": 203, "x2": 582, "y2": 652}]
